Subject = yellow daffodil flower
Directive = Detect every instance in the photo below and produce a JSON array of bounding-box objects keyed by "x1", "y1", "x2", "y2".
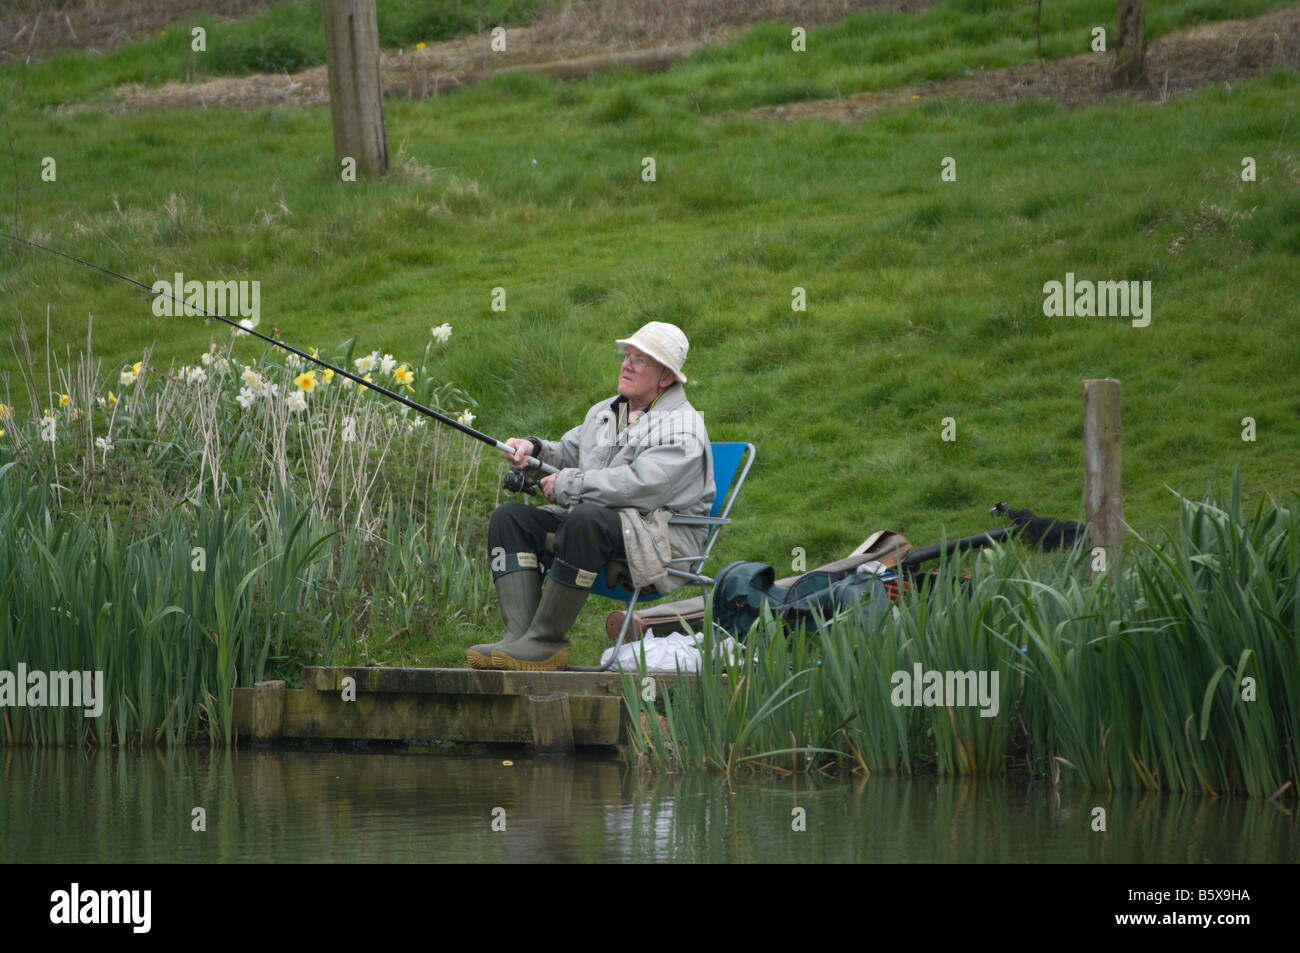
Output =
[{"x1": 294, "y1": 371, "x2": 318, "y2": 393}]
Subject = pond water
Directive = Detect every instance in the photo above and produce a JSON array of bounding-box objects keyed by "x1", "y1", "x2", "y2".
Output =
[{"x1": 2, "y1": 745, "x2": 1295, "y2": 863}]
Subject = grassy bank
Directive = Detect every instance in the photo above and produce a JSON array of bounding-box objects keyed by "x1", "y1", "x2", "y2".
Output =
[
  {"x1": 623, "y1": 477, "x2": 1299, "y2": 796},
  {"x1": 2, "y1": 0, "x2": 1298, "y2": 674}
]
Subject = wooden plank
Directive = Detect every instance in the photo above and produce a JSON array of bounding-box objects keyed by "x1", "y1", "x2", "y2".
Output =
[
  {"x1": 273, "y1": 689, "x2": 624, "y2": 746},
  {"x1": 528, "y1": 694, "x2": 575, "y2": 754},
  {"x1": 233, "y1": 685, "x2": 252, "y2": 732},
  {"x1": 301, "y1": 666, "x2": 634, "y2": 697},
  {"x1": 1082, "y1": 378, "x2": 1124, "y2": 573}
]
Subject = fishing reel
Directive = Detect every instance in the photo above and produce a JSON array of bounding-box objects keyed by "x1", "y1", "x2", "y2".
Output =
[{"x1": 503, "y1": 468, "x2": 538, "y2": 496}]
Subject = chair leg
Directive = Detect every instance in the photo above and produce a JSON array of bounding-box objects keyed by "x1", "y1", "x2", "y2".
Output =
[{"x1": 566, "y1": 587, "x2": 642, "y2": 672}]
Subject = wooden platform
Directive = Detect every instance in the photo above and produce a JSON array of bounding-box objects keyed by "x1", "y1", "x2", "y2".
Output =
[{"x1": 232, "y1": 667, "x2": 671, "y2": 752}]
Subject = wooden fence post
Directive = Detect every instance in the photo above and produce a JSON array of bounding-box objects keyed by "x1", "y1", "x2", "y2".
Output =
[
  {"x1": 322, "y1": 0, "x2": 388, "y2": 175},
  {"x1": 252, "y1": 679, "x2": 286, "y2": 743},
  {"x1": 1082, "y1": 379, "x2": 1123, "y2": 575},
  {"x1": 528, "y1": 694, "x2": 574, "y2": 755},
  {"x1": 1113, "y1": 0, "x2": 1147, "y2": 89}
]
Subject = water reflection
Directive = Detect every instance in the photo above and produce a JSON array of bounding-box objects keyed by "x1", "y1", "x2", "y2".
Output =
[{"x1": 1, "y1": 746, "x2": 1295, "y2": 863}]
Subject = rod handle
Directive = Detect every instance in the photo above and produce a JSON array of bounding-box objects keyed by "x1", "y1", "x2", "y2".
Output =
[{"x1": 495, "y1": 441, "x2": 559, "y2": 475}]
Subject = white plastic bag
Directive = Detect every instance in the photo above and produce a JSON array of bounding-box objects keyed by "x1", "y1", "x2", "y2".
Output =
[{"x1": 599, "y1": 629, "x2": 744, "y2": 673}]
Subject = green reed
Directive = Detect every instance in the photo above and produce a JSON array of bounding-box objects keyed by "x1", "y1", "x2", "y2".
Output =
[{"x1": 625, "y1": 475, "x2": 1298, "y2": 797}]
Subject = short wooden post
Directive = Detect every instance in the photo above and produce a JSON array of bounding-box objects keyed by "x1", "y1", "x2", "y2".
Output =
[
  {"x1": 528, "y1": 693, "x2": 574, "y2": 755},
  {"x1": 252, "y1": 680, "x2": 286, "y2": 743},
  {"x1": 322, "y1": 0, "x2": 388, "y2": 175},
  {"x1": 1112, "y1": 0, "x2": 1147, "y2": 90},
  {"x1": 1082, "y1": 379, "x2": 1123, "y2": 574}
]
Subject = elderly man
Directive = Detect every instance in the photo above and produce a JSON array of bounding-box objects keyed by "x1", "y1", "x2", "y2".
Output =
[{"x1": 467, "y1": 321, "x2": 714, "y2": 671}]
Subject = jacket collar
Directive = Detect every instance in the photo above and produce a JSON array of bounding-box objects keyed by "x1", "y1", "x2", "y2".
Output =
[{"x1": 608, "y1": 381, "x2": 687, "y2": 418}]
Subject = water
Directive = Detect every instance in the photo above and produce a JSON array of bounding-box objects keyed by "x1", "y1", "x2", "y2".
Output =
[{"x1": 1, "y1": 745, "x2": 1295, "y2": 863}]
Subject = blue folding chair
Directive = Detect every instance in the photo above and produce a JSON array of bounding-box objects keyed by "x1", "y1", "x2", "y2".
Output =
[{"x1": 570, "y1": 441, "x2": 755, "y2": 672}]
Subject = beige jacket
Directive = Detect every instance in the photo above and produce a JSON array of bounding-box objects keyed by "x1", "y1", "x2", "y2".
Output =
[{"x1": 533, "y1": 382, "x2": 714, "y2": 594}]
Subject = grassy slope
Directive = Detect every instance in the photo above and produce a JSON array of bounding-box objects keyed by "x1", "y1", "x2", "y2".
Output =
[{"x1": 2, "y1": 0, "x2": 1298, "y2": 665}]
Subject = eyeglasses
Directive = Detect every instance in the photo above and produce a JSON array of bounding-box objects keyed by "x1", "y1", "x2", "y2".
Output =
[{"x1": 618, "y1": 351, "x2": 660, "y2": 371}]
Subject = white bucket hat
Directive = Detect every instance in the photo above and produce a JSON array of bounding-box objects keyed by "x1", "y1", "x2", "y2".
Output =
[{"x1": 615, "y1": 321, "x2": 689, "y2": 383}]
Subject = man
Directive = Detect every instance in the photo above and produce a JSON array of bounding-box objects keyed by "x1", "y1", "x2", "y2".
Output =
[{"x1": 467, "y1": 321, "x2": 714, "y2": 672}]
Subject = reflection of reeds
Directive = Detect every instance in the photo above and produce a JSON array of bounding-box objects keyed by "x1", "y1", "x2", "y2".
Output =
[{"x1": 626, "y1": 475, "x2": 1299, "y2": 797}]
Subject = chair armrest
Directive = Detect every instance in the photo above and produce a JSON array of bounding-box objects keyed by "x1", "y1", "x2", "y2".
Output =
[
  {"x1": 668, "y1": 515, "x2": 731, "y2": 527},
  {"x1": 666, "y1": 568, "x2": 714, "y2": 583}
]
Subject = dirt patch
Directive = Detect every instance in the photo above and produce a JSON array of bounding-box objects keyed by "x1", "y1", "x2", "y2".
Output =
[
  {"x1": 63, "y1": 0, "x2": 935, "y2": 113},
  {"x1": 1, "y1": 0, "x2": 278, "y2": 61},
  {"x1": 744, "y1": 6, "x2": 1300, "y2": 122}
]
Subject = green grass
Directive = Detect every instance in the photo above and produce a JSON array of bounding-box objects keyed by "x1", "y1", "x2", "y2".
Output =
[
  {"x1": 1, "y1": 0, "x2": 1299, "y2": 672},
  {"x1": 10, "y1": 0, "x2": 557, "y2": 106}
]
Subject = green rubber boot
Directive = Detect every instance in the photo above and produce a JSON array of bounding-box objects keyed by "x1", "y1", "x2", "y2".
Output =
[
  {"x1": 491, "y1": 560, "x2": 592, "y2": 672},
  {"x1": 467, "y1": 569, "x2": 541, "y2": 670}
]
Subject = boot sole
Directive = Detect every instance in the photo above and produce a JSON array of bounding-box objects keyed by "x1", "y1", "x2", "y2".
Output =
[
  {"x1": 466, "y1": 649, "x2": 494, "y2": 670},
  {"x1": 490, "y1": 647, "x2": 570, "y2": 672}
]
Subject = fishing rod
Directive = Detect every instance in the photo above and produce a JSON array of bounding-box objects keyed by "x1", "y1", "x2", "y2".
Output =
[{"x1": 2, "y1": 231, "x2": 556, "y2": 489}]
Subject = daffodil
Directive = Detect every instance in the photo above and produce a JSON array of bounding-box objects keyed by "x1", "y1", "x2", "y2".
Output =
[
  {"x1": 286, "y1": 390, "x2": 307, "y2": 413},
  {"x1": 457, "y1": 409, "x2": 476, "y2": 427},
  {"x1": 379, "y1": 354, "x2": 397, "y2": 375},
  {"x1": 286, "y1": 353, "x2": 301, "y2": 368},
  {"x1": 415, "y1": 41, "x2": 427, "y2": 50},
  {"x1": 200, "y1": 352, "x2": 213, "y2": 366},
  {"x1": 430, "y1": 323, "x2": 452, "y2": 343},
  {"x1": 95, "y1": 436, "x2": 114, "y2": 453},
  {"x1": 59, "y1": 393, "x2": 70, "y2": 407},
  {"x1": 354, "y1": 352, "x2": 378, "y2": 374},
  {"x1": 132, "y1": 361, "x2": 143, "y2": 375},
  {"x1": 294, "y1": 371, "x2": 318, "y2": 393},
  {"x1": 321, "y1": 368, "x2": 335, "y2": 385},
  {"x1": 107, "y1": 391, "x2": 118, "y2": 408},
  {"x1": 236, "y1": 387, "x2": 256, "y2": 409},
  {"x1": 393, "y1": 365, "x2": 415, "y2": 389},
  {"x1": 184, "y1": 366, "x2": 207, "y2": 384},
  {"x1": 308, "y1": 346, "x2": 319, "y2": 359},
  {"x1": 360, "y1": 374, "x2": 373, "y2": 392},
  {"x1": 241, "y1": 367, "x2": 267, "y2": 394}
]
